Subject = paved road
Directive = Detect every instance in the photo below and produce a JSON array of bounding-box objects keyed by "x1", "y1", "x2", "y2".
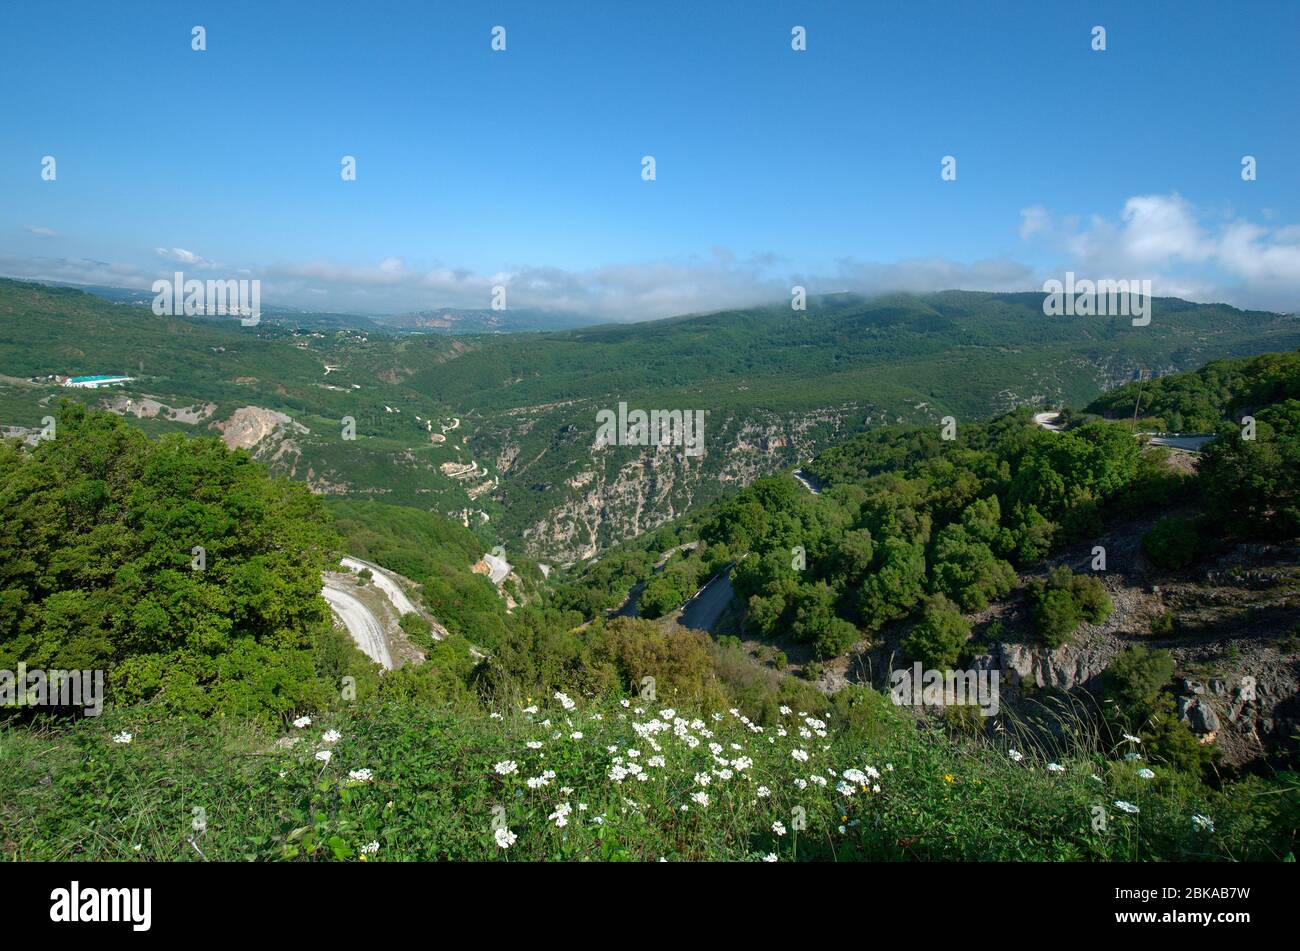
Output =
[
  {"x1": 1035, "y1": 411, "x2": 1215, "y2": 453},
  {"x1": 678, "y1": 571, "x2": 735, "y2": 633},
  {"x1": 321, "y1": 583, "x2": 394, "y2": 670},
  {"x1": 1032, "y1": 411, "x2": 1064, "y2": 432},
  {"x1": 341, "y1": 556, "x2": 417, "y2": 615},
  {"x1": 482, "y1": 552, "x2": 511, "y2": 584},
  {"x1": 654, "y1": 541, "x2": 698, "y2": 569},
  {"x1": 1143, "y1": 433, "x2": 1216, "y2": 452},
  {"x1": 793, "y1": 468, "x2": 822, "y2": 494}
]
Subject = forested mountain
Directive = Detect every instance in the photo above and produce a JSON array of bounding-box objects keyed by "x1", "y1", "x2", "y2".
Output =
[{"x1": 4, "y1": 279, "x2": 1299, "y2": 563}]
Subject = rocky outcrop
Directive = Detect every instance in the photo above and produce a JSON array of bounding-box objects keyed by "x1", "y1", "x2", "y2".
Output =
[
  {"x1": 106, "y1": 395, "x2": 215, "y2": 424},
  {"x1": 211, "y1": 406, "x2": 310, "y2": 478},
  {"x1": 985, "y1": 538, "x2": 1299, "y2": 768},
  {"x1": 513, "y1": 406, "x2": 861, "y2": 561},
  {"x1": 998, "y1": 641, "x2": 1113, "y2": 693},
  {"x1": 212, "y1": 406, "x2": 308, "y2": 452}
]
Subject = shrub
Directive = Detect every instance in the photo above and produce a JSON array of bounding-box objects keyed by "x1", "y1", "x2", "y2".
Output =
[
  {"x1": 902, "y1": 594, "x2": 970, "y2": 669},
  {"x1": 929, "y1": 524, "x2": 1017, "y2": 612},
  {"x1": 0, "y1": 404, "x2": 341, "y2": 723},
  {"x1": 1101, "y1": 645, "x2": 1174, "y2": 729},
  {"x1": 1149, "y1": 611, "x2": 1176, "y2": 637},
  {"x1": 638, "y1": 573, "x2": 688, "y2": 619},
  {"x1": 1141, "y1": 695, "x2": 1218, "y2": 780},
  {"x1": 1143, "y1": 517, "x2": 1200, "y2": 569},
  {"x1": 1032, "y1": 588, "x2": 1080, "y2": 648},
  {"x1": 979, "y1": 618, "x2": 1005, "y2": 646},
  {"x1": 814, "y1": 617, "x2": 861, "y2": 659},
  {"x1": 1027, "y1": 567, "x2": 1112, "y2": 647},
  {"x1": 583, "y1": 618, "x2": 726, "y2": 711},
  {"x1": 1069, "y1": 573, "x2": 1112, "y2": 624}
]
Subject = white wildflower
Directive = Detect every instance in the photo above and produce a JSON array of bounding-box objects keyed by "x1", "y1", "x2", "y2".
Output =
[{"x1": 548, "y1": 802, "x2": 573, "y2": 828}]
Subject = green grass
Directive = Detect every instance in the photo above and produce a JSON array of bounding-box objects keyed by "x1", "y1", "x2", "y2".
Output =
[{"x1": 3, "y1": 692, "x2": 1291, "y2": 862}]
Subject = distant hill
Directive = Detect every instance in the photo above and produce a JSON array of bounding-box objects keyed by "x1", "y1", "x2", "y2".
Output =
[
  {"x1": 375, "y1": 308, "x2": 601, "y2": 334},
  {"x1": 56, "y1": 281, "x2": 601, "y2": 334},
  {"x1": 3, "y1": 278, "x2": 1299, "y2": 561},
  {"x1": 44, "y1": 281, "x2": 383, "y2": 332}
]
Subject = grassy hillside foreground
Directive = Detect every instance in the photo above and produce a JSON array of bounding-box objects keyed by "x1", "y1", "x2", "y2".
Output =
[{"x1": 2, "y1": 691, "x2": 1294, "y2": 862}]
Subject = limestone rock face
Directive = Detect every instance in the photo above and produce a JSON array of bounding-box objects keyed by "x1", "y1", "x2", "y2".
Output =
[{"x1": 998, "y1": 642, "x2": 1111, "y2": 693}]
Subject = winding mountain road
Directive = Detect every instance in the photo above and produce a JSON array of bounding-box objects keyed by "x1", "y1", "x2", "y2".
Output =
[
  {"x1": 1032, "y1": 411, "x2": 1064, "y2": 432},
  {"x1": 321, "y1": 583, "x2": 394, "y2": 670},
  {"x1": 793, "y1": 468, "x2": 822, "y2": 494},
  {"x1": 481, "y1": 552, "x2": 512, "y2": 585},
  {"x1": 678, "y1": 571, "x2": 736, "y2": 632},
  {"x1": 1034, "y1": 410, "x2": 1215, "y2": 453},
  {"x1": 1142, "y1": 433, "x2": 1216, "y2": 452},
  {"x1": 341, "y1": 556, "x2": 417, "y2": 615}
]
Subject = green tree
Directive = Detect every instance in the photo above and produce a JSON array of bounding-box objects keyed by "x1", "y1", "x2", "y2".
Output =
[
  {"x1": 1199, "y1": 401, "x2": 1300, "y2": 540},
  {"x1": 0, "y1": 404, "x2": 342, "y2": 722},
  {"x1": 1031, "y1": 588, "x2": 1079, "y2": 648},
  {"x1": 856, "y1": 536, "x2": 926, "y2": 629},
  {"x1": 929, "y1": 524, "x2": 1016, "y2": 612},
  {"x1": 902, "y1": 594, "x2": 970, "y2": 669}
]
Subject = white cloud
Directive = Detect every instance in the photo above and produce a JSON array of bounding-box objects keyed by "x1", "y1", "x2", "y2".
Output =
[
  {"x1": 24, "y1": 225, "x2": 57, "y2": 238},
  {"x1": 2, "y1": 197, "x2": 1296, "y2": 320},
  {"x1": 1018, "y1": 205, "x2": 1049, "y2": 240},
  {"x1": 1023, "y1": 193, "x2": 1300, "y2": 311},
  {"x1": 832, "y1": 256, "x2": 1037, "y2": 296},
  {"x1": 0, "y1": 255, "x2": 148, "y2": 288},
  {"x1": 153, "y1": 247, "x2": 216, "y2": 269},
  {"x1": 257, "y1": 253, "x2": 789, "y2": 320}
]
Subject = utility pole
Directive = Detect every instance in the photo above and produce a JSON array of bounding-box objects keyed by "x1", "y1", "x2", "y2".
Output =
[{"x1": 1130, "y1": 367, "x2": 1150, "y2": 432}]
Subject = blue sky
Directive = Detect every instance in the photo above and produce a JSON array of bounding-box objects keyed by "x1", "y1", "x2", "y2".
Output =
[{"x1": 2, "y1": 0, "x2": 1298, "y2": 319}]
